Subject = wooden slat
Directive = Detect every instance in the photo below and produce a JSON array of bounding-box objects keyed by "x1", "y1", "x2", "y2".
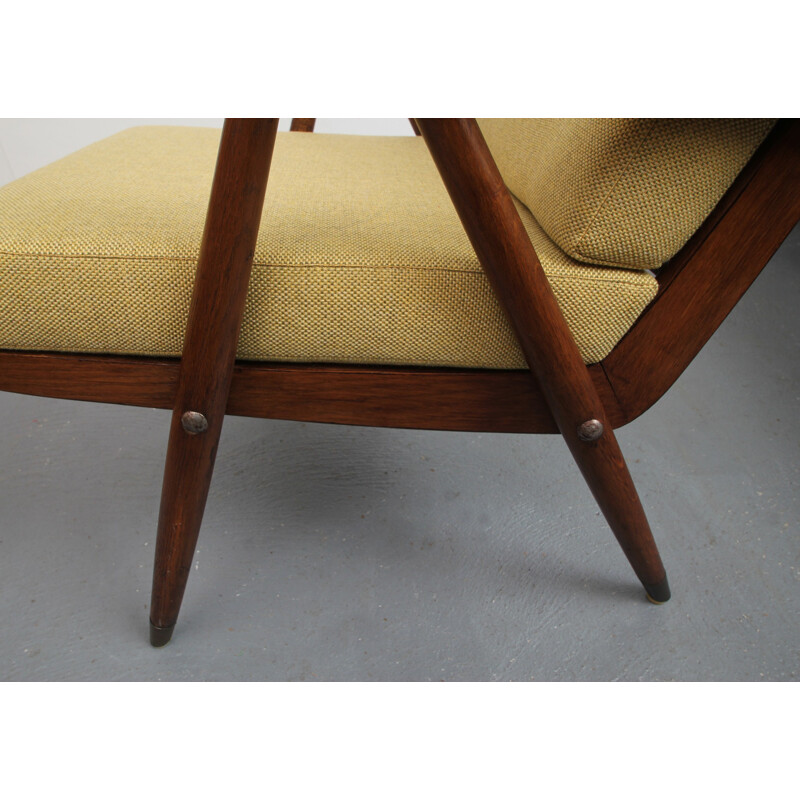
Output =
[
  {"x1": 0, "y1": 351, "x2": 179, "y2": 408},
  {"x1": 0, "y1": 350, "x2": 630, "y2": 432}
]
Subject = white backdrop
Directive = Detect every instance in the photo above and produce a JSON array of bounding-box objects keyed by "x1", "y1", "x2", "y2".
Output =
[{"x1": 0, "y1": 118, "x2": 415, "y2": 187}]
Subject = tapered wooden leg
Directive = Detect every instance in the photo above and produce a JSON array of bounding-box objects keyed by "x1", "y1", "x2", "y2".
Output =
[
  {"x1": 418, "y1": 120, "x2": 670, "y2": 603},
  {"x1": 149, "y1": 408, "x2": 226, "y2": 646},
  {"x1": 565, "y1": 427, "x2": 670, "y2": 602},
  {"x1": 147, "y1": 119, "x2": 278, "y2": 646}
]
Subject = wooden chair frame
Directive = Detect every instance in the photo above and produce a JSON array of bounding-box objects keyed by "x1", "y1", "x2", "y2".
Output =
[{"x1": 1, "y1": 118, "x2": 797, "y2": 646}]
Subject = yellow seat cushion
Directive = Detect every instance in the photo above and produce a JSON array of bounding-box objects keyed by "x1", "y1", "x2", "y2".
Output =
[
  {"x1": 0, "y1": 126, "x2": 658, "y2": 368},
  {"x1": 478, "y1": 118, "x2": 776, "y2": 270}
]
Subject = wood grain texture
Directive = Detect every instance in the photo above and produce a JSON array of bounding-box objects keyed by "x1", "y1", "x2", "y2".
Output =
[
  {"x1": 290, "y1": 118, "x2": 316, "y2": 133},
  {"x1": 417, "y1": 118, "x2": 668, "y2": 596},
  {"x1": 226, "y1": 362, "x2": 561, "y2": 431},
  {"x1": 150, "y1": 119, "x2": 279, "y2": 642},
  {"x1": 0, "y1": 351, "x2": 633, "y2": 432},
  {"x1": 0, "y1": 351, "x2": 179, "y2": 409}
]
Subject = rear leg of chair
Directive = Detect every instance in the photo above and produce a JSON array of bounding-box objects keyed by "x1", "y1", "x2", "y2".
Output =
[
  {"x1": 566, "y1": 426, "x2": 670, "y2": 602},
  {"x1": 149, "y1": 409, "x2": 224, "y2": 646},
  {"x1": 417, "y1": 120, "x2": 670, "y2": 604}
]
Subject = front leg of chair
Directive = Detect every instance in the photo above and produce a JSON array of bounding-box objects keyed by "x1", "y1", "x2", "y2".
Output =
[
  {"x1": 148, "y1": 119, "x2": 278, "y2": 646},
  {"x1": 149, "y1": 406, "x2": 227, "y2": 646}
]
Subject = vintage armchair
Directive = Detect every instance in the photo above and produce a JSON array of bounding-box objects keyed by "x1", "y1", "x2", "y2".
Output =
[{"x1": 0, "y1": 118, "x2": 797, "y2": 646}]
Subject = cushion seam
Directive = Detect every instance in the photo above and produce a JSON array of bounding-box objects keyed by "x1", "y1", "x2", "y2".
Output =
[
  {"x1": 569, "y1": 120, "x2": 657, "y2": 264},
  {"x1": 0, "y1": 250, "x2": 655, "y2": 285}
]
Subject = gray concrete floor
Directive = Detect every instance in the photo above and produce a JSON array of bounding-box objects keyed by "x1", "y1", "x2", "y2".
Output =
[{"x1": 1, "y1": 227, "x2": 798, "y2": 681}]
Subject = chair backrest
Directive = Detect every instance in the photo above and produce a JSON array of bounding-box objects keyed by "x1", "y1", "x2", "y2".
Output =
[{"x1": 477, "y1": 118, "x2": 776, "y2": 270}]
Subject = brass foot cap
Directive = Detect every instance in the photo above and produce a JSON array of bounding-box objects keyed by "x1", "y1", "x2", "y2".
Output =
[
  {"x1": 149, "y1": 622, "x2": 175, "y2": 648},
  {"x1": 644, "y1": 576, "x2": 671, "y2": 604},
  {"x1": 646, "y1": 593, "x2": 667, "y2": 605}
]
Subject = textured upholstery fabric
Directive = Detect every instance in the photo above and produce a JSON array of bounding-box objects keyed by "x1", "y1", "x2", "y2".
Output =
[
  {"x1": 0, "y1": 126, "x2": 658, "y2": 368},
  {"x1": 478, "y1": 118, "x2": 776, "y2": 270}
]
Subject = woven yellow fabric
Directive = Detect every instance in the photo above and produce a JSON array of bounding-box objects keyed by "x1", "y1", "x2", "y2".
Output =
[
  {"x1": 0, "y1": 126, "x2": 657, "y2": 367},
  {"x1": 478, "y1": 118, "x2": 776, "y2": 270}
]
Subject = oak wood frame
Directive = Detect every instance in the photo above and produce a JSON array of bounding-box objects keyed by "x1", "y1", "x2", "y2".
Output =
[{"x1": 1, "y1": 118, "x2": 798, "y2": 645}]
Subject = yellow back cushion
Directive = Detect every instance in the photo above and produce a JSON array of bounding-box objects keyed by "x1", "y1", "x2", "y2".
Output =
[{"x1": 478, "y1": 118, "x2": 776, "y2": 270}]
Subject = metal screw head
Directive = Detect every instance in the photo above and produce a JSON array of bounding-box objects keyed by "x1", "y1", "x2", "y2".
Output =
[
  {"x1": 181, "y1": 411, "x2": 208, "y2": 435},
  {"x1": 577, "y1": 418, "x2": 604, "y2": 442}
]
